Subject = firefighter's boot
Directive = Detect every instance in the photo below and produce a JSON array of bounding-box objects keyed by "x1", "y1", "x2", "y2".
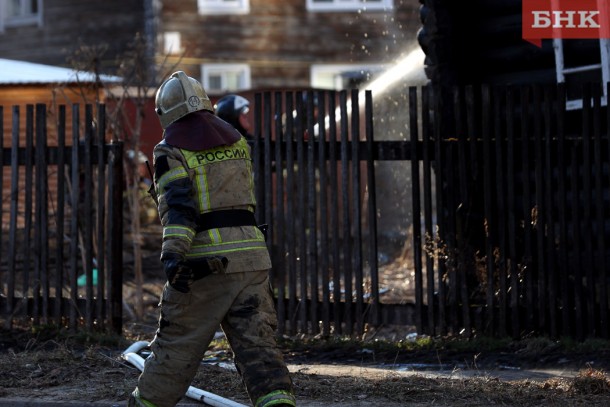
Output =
[
  {"x1": 128, "y1": 388, "x2": 157, "y2": 407},
  {"x1": 255, "y1": 389, "x2": 297, "y2": 407}
]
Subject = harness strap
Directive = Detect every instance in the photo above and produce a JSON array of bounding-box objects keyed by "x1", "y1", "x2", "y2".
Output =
[{"x1": 196, "y1": 209, "x2": 257, "y2": 233}]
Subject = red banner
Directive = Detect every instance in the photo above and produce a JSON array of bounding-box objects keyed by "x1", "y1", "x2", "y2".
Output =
[{"x1": 522, "y1": 0, "x2": 610, "y2": 47}]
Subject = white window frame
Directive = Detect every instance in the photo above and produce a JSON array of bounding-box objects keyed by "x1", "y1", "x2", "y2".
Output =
[
  {"x1": 311, "y1": 64, "x2": 387, "y2": 90},
  {"x1": 197, "y1": 0, "x2": 250, "y2": 15},
  {"x1": 201, "y1": 64, "x2": 251, "y2": 94},
  {"x1": 163, "y1": 31, "x2": 183, "y2": 55},
  {"x1": 3, "y1": 0, "x2": 43, "y2": 28},
  {"x1": 306, "y1": 0, "x2": 393, "y2": 12}
]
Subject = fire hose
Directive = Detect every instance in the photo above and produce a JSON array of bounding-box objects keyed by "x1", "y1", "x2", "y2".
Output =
[{"x1": 122, "y1": 341, "x2": 248, "y2": 407}]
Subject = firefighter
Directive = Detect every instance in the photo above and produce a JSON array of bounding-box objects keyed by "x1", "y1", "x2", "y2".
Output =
[
  {"x1": 214, "y1": 94, "x2": 253, "y2": 140},
  {"x1": 129, "y1": 71, "x2": 295, "y2": 407}
]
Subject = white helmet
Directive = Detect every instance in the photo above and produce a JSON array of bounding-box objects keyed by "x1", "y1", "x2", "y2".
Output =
[{"x1": 155, "y1": 71, "x2": 214, "y2": 129}]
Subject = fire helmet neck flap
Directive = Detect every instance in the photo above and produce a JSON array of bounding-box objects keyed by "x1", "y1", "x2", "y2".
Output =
[{"x1": 155, "y1": 71, "x2": 214, "y2": 129}]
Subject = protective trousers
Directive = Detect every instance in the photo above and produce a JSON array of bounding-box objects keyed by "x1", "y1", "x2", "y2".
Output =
[{"x1": 135, "y1": 270, "x2": 293, "y2": 407}]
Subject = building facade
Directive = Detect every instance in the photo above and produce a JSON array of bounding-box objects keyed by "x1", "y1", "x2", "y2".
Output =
[{"x1": 156, "y1": 0, "x2": 420, "y2": 95}]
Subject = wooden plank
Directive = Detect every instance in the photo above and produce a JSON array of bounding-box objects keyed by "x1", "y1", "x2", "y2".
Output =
[
  {"x1": 580, "y1": 85, "x2": 596, "y2": 337},
  {"x1": 454, "y1": 86, "x2": 471, "y2": 337},
  {"x1": 364, "y1": 90, "x2": 380, "y2": 328},
  {"x1": 316, "y1": 91, "x2": 331, "y2": 336},
  {"x1": 5, "y1": 106, "x2": 20, "y2": 329},
  {"x1": 273, "y1": 92, "x2": 287, "y2": 336},
  {"x1": 339, "y1": 90, "x2": 353, "y2": 335},
  {"x1": 284, "y1": 93, "x2": 298, "y2": 336},
  {"x1": 519, "y1": 86, "x2": 534, "y2": 333},
  {"x1": 592, "y1": 85, "x2": 607, "y2": 338},
  {"x1": 350, "y1": 89, "x2": 363, "y2": 336},
  {"x1": 25, "y1": 106, "x2": 34, "y2": 321},
  {"x1": 327, "y1": 92, "x2": 342, "y2": 336},
  {"x1": 263, "y1": 93, "x2": 273, "y2": 244},
  {"x1": 506, "y1": 87, "x2": 519, "y2": 338},
  {"x1": 55, "y1": 106, "x2": 66, "y2": 326},
  {"x1": 433, "y1": 87, "x2": 447, "y2": 335},
  {"x1": 36, "y1": 104, "x2": 49, "y2": 323},
  {"x1": 248, "y1": 140, "x2": 424, "y2": 162},
  {"x1": 555, "y1": 85, "x2": 570, "y2": 336},
  {"x1": 295, "y1": 92, "x2": 308, "y2": 334},
  {"x1": 543, "y1": 87, "x2": 557, "y2": 338},
  {"x1": 532, "y1": 85, "x2": 547, "y2": 333},
  {"x1": 306, "y1": 91, "x2": 319, "y2": 335},
  {"x1": 69, "y1": 104, "x2": 80, "y2": 330},
  {"x1": 84, "y1": 106, "x2": 94, "y2": 330},
  {"x1": 481, "y1": 85, "x2": 495, "y2": 336},
  {"x1": 422, "y1": 86, "x2": 436, "y2": 336},
  {"x1": 409, "y1": 87, "x2": 423, "y2": 333},
  {"x1": 444, "y1": 115, "x2": 458, "y2": 334},
  {"x1": 108, "y1": 142, "x2": 124, "y2": 334},
  {"x1": 96, "y1": 105, "x2": 107, "y2": 328},
  {"x1": 494, "y1": 86, "x2": 508, "y2": 337}
]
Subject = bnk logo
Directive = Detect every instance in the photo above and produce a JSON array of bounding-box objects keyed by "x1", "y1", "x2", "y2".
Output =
[{"x1": 522, "y1": 0, "x2": 610, "y2": 47}]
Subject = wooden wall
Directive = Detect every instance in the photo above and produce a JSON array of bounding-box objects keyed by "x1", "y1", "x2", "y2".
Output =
[
  {"x1": 158, "y1": 0, "x2": 421, "y2": 92},
  {"x1": 0, "y1": 0, "x2": 148, "y2": 72}
]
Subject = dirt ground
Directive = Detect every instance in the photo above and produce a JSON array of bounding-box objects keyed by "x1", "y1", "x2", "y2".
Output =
[
  {"x1": 2, "y1": 227, "x2": 610, "y2": 406},
  {"x1": 2, "y1": 320, "x2": 610, "y2": 407}
]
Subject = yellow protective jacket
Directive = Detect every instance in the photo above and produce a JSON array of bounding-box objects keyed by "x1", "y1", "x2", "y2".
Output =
[{"x1": 153, "y1": 115, "x2": 271, "y2": 273}]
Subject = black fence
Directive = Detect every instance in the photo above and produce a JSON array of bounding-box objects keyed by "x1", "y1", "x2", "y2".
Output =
[
  {"x1": 410, "y1": 83, "x2": 610, "y2": 340},
  {"x1": 254, "y1": 84, "x2": 610, "y2": 340},
  {"x1": 2, "y1": 84, "x2": 609, "y2": 341},
  {"x1": 0, "y1": 104, "x2": 124, "y2": 333}
]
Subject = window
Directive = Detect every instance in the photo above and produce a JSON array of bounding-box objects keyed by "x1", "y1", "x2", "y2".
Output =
[
  {"x1": 307, "y1": 0, "x2": 392, "y2": 12},
  {"x1": 3, "y1": 0, "x2": 42, "y2": 28},
  {"x1": 311, "y1": 64, "x2": 386, "y2": 90},
  {"x1": 201, "y1": 64, "x2": 251, "y2": 94},
  {"x1": 163, "y1": 32, "x2": 182, "y2": 55},
  {"x1": 197, "y1": 0, "x2": 249, "y2": 15}
]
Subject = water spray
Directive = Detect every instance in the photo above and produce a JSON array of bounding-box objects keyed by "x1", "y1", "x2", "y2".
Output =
[{"x1": 319, "y1": 46, "x2": 427, "y2": 133}]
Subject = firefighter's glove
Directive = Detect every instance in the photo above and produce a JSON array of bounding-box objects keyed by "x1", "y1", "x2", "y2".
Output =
[{"x1": 162, "y1": 254, "x2": 194, "y2": 293}]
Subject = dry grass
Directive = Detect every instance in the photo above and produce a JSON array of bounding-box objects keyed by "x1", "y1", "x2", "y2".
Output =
[{"x1": 2, "y1": 324, "x2": 610, "y2": 406}]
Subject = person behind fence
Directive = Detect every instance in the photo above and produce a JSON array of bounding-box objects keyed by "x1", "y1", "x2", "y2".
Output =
[
  {"x1": 128, "y1": 71, "x2": 296, "y2": 407},
  {"x1": 214, "y1": 94, "x2": 253, "y2": 141}
]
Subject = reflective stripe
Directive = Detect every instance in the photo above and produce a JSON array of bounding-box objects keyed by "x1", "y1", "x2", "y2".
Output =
[
  {"x1": 208, "y1": 228, "x2": 222, "y2": 243},
  {"x1": 157, "y1": 166, "x2": 188, "y2": 192},
  {"x1": 193, "y1": 166, "x2": 210, "y2": 212},
  {"x1": 163, "y1": 225, "x2": 195, "y2": 242},
  {"x1": 189, "y1": 239, "x2": 267, "y2": 257},
  {"x1": 247, "y1": 158, "x2": 256, "y2": 203},
  {"x1": 255, "y1": 390, "x2": 296, "y2": 407}
]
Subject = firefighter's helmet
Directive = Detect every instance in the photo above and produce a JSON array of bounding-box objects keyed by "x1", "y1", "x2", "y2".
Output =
[
  {"x1": 155, "y1": 71, "x2": 214, "y2": 129},
  {"x1": 214, "y1": 94, "x2": 250, "y2": 134}
]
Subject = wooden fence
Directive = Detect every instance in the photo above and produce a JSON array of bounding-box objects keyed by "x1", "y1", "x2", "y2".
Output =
[
  {"x1": 3, "y1": 84, "x2": 609, "y2": 341},
  {"x1": 253, "y1": 89, "x2": 425, "y2": 337},
  {"x1": 254, "y1": 84, "x2": 610, "y2": 340},
  {"x1": 0, "y1": 104, "x2": 124, "y2": 333},
  {"x1": 410, "y1": 83, "x2": 610, "y2": 340}
]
